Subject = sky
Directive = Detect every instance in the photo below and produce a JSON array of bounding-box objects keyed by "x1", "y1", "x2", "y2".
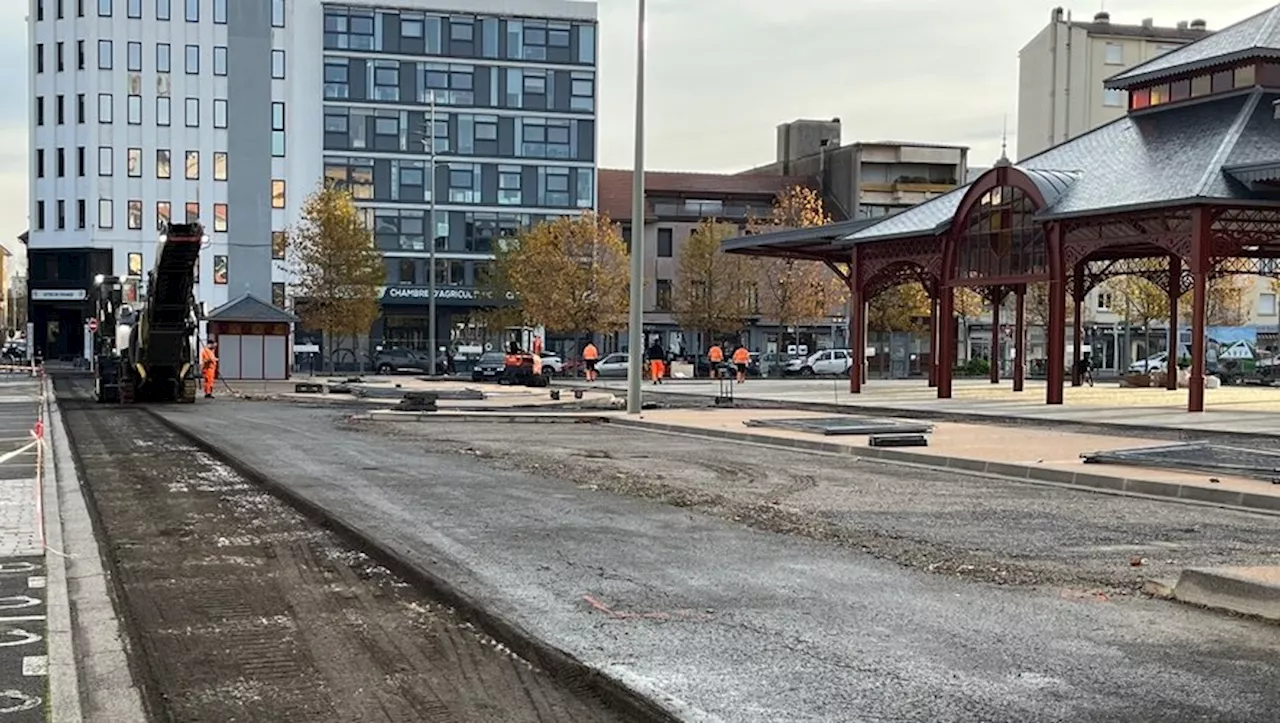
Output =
[{"x1": 2, "y1": 0, "x2": 1277, "y2": 264}]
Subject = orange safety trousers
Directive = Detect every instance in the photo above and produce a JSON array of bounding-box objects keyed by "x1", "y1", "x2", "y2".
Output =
[{"x1": 203, "y1": 366, "x2": 216, "y2": 395}]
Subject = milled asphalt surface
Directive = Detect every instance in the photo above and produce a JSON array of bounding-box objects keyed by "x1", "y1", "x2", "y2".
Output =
[{"x1": 155, "y1": 401, "x2": 1280, "y2": 723}]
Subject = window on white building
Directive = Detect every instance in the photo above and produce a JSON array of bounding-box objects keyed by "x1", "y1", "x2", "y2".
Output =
[
  {"x1": 1096, "y1": 292, "x2": 1114, "y2": 311},
  {"x1": 271, "y1": 0, "x2": 284, "y2": 28},
  {"x1": 127, "y1": 200, "x2": 143, "y2": 229},
  {"x1": 127, "y1": 147, "x2": 141, "y2": 177},
  {"x1": 156, "y1": 96, "x2": 171, "y2": 126},
  {"x1": 127, "y1": 41, "x2": 141, "y2": 71},
  {"x1": 185, "y1": 44, "x2": 198, "y2": 74},
  {"x1": 98, "y1": 40, "x2": 112, "y2": 69},
  {"x1": 271, "y1": 50, "x2": 285, "y2": 79},
  {"x1": 185, "y1": 150, "x2": 199, "y2": 180},
  {"x1": 98, "y1": 146, "x2": 112, "y2": 176},
  {"x1": 213, "y1": 99, "x2": 227, "y2": 128},
  {"x1": 184, "y1": 97, "x2": 198, "y2": 127},
  {"x1": 1105, "y1": 43, "x2": 1124, "y2": 65},
  {"x1": 127, "y1": 0, "x2": 140, "y2": 18},
  {"x1": 213, "y1": 0, "x2": 226, "y2": 24},
  {"x1": 271, "y1": 102, "x2": 285, "y2": 156},
  {"x1": 127, "y1": 94, "x2": 141, "y2": 124},
  {"x1": 1261, "y1": 293, "x2": 1278, "y2": 317},
  {"x1": 213, "y1": 46, "x2": 226, "y2": 76},
  {"x1": 157, "y1": 43, "x2": 170, "y2": 73},
  {"x1": 184, "y1": 0, "x2": 197, "y2": 22},
  {"x1": 156, "y1": 0, "x2": 169, "y2": 21},
  {"x1": 98, "y1": 0, "x2": 111, "y2": 17},
  {"x1": 97, "y1": 93, "x2": 112, "y2": 123},
  {"x1": 156, "y1": 149, "x2": 171, "y2": 178},
  {"x1": 98, "y1": 199, "x2": 114, "y2": 229},
  {"x1": 213, "y1": 203, "x2": 227, "y2": 231},
  {"x1": 213, "y1": 152, "x2": 227, "y2": 181}
]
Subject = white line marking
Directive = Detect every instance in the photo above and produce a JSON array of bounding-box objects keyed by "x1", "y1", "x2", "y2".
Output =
[
  {"x1": 21, "y1": 656, "x2": 46, "y2": 676},
  {"x1": 0, "y1": 563, "x2": 35, "y2": 575},
  {"x1": 0, "y1": 441, "x2": 37, "y2": 465},
  {"x1": 0, "y1": 628, "x2": 42, "y2": 647},
  {"x1": 25, "y1": 577, "x2": 44, "y2": 590},
  {"x1": 0, "y1": 616, "x2": 45, "y2": 622},
  {"x1": 0, "y1": 597, "x2": 41, "y2": 610},
  {"x1": 0, "y1": 689, "x2": 41, "y2": 712}
]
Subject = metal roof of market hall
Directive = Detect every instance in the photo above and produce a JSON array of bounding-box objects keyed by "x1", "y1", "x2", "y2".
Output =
[{"x1": 1105, "y1": 5, "x2": 1280, "y2": 88}]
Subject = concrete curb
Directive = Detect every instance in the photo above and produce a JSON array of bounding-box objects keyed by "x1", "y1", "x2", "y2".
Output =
[
  {"x1": 621, "y1": 387, "x2": 1280, "y2": 445},
  {"x1": 608, "y1": 418, "x2": 1280, "y2": 517},
  {"x1": 41, "y1": 377, "x2": 82, "y2": 723},
  {"x1": 46, "y1": 382, "x2": 148, "y2": 722},
  {"x1": 365, "y1": 410, "x2": 615, "y2": 424},
  {"x1": 146, "y1": 409, "x2": 682, "y2": 723},
  {"x1": 1172, "y1": 568, "x2": 1280, "y2": 621}
]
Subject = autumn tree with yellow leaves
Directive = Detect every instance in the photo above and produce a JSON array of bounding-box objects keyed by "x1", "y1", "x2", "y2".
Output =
[
  {"x1": 747, "y1": 185, "x2": 845, "y2": 346},
  {"x1": 672, "y1": 219, "x2": 753, "y2": 342},
  {"x1": 867, "y1": 284, "x2": 931, "y2": 332},
  {"x1": 488, "y1": 212, "x2": 630, "y2": 336},
  {"x1": 289, "y1": 183, "x2": 386, "y2": 372}
]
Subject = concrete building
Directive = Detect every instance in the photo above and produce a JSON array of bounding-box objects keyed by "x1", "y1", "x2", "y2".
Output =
[
  {"x1": 26, "y1": 0, "x2": 596, "y2": 361},
  {"x1": 744, "y1": 118, "x2": 969, "y2": 224},
  {"x1": 1017, "y1": 8, "x2": 1212, "y2": 160},
  {"x1": 597, "y1": 169, "x2": 825, "y2": 355}
]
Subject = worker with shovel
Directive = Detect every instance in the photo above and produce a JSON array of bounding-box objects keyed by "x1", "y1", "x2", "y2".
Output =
[{"x1": 200, "y1": 340, "x2": 218, "y2": 399}]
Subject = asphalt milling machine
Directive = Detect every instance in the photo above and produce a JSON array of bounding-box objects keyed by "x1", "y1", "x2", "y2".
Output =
[{"x1": 92, "y1": 222, "x2": 204, "y2": 403}]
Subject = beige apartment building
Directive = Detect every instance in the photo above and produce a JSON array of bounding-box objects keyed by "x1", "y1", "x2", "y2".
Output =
[{"x1": 1017, "y1": 9, "x2": 1211, "y2": 160}]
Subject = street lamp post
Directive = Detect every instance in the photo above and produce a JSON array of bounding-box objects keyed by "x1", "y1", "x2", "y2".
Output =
[
  {"x1": 426, "y1": 93, "x2": 439, "y2": 374},
  {"x1": 626, "y1": 0, "x2": 647, "y2": 414}
]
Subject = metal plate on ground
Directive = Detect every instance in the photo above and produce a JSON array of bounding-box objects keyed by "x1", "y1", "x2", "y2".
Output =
[
  {"x1": 744, "y1": 417, "x2": 933, "y2": 436},
  {"x1": 1083, "y1": 442, "x2": 1280, "y2": 482}
]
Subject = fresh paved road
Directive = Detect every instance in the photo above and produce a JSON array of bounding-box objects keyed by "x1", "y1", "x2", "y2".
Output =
[{"x1": 156, "y1": 400, "x2": 1280, "y2": 723}]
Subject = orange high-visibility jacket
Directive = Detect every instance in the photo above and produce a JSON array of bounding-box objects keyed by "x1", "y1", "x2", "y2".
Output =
[
  {"x1": 708, "y1": 345, "x2": 724, "y2": 362},
  {"x1": 732, "y1": 347, "x2": 750, "y2": 364},
  {"x1": 583, "y1": 344, "x2": 599, "y2": 360},
  {"x1": 200, "y1": 346, "x2": 218, "y2": 371}
]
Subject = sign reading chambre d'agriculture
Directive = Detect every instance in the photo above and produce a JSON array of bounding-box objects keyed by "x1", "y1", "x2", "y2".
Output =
[{"x1": 380, "y1": 286, "x2": 517, "y2": 306}]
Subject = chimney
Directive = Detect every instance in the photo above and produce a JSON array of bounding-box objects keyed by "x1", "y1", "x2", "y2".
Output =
[
  {"x1": 1141, "y1": 18, "x2": 1154, "y2": 29},
  {"x1": 1094, "y1": 11, "x2": 1110, "y2": 23},
  {"x1": 1177, "y1": 21, "x2": 1189, "y2": 30},
  {"x1": 1190, "y1": 19, "x2": 1207, "y2": 31}
]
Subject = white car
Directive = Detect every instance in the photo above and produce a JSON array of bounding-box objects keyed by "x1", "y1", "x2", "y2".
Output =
[
  {"x1": 786, "y1": 349, "x2": 854, "y2": 377},
  {"x1": 540, "y1": 352, "x2": 564, "y2": 376},
  {"x1": 1128, "y1": 352, "x2": 1167, "y2": 374}
]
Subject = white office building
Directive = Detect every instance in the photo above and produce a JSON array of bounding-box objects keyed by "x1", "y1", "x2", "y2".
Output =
[{"x1": 26, "y1": 0, "x2": 598, "y2": 361}]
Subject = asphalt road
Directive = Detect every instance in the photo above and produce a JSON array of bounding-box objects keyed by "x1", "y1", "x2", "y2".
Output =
[{"x1": 156, "y1": 401, "x2": 1280, "y2": 723}]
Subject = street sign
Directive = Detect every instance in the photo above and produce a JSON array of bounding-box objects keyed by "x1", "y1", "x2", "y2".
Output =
[{"x1": 87, "y1": 319, "x2": 99, "y2": 333}]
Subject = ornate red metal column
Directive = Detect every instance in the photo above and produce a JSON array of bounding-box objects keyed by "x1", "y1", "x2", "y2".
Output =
[
  {"x1": 1014, "y1": 284, "x2": 1026, "y2": 392},
  {"x1": 989, "y1": 287, "x2": 1002, "y2": 384},
  {"x1": 1167, "y1": 254, "x2": 1181, "y2": 391},
  {"x1": 862, "y1": 300, "x2": 869, "y2": 385},
  {"x1": 849, "y1": 283, "x2": 862, "y2": 394},
  {"x1": 931, "y1": 289, "x2": 942, "y2": 386},
  {"x1": 1071, "y1": 265, "x2": 1084, "y2": 387},
  {"x1": 938, "y1": 285, "x2": 954, "y2": 399},
  {"x1": 1189, "y1": 209, "x2": 1210, "y2": 412},
  {"x1": 1047, "y1": 223, "x2": 1066, "y2": 405}
]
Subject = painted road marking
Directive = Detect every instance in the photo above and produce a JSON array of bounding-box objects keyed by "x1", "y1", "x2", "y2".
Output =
[
  {"x1": 0, "y1": 689, "x2": 40, "y2": 713},
  {"x1": 0, "y1": 629, "x2": 41, "y2": 647},
  {"x1": 20, "y1": 656, "x2": 45, "y2": 677},
  {"x1": 0, "y1": 443, "x2": 37, "y2": 465},
  {"x1": 0, "y1": 597, "x2": 40, "y2": 610},
  {"x1": 24, "y1": 578, "x2": 42, "y2": 590},
  {"x1": 0, "y1": 563, "x2": 35, "y2": 575}
]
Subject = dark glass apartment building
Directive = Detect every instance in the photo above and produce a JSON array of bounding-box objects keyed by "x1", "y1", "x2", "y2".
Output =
[{"x1": 317, "y1": 1, "x2": 598, "y2": 351}]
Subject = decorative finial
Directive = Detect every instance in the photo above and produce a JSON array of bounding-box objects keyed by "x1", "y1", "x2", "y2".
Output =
[{"x1": 995, "y1": 115, "x2": 1012, "y2": 167}]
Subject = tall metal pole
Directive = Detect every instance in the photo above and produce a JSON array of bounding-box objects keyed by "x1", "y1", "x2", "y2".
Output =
[
  {"x1": 626, "y1": 0, "x2": 647, "y2": 413},
  {"x1": 428, "y1": 93, "x2": 438, "y2": 374}
]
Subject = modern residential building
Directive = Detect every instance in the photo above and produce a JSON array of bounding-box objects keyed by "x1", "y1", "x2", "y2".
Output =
[
  {"x1": 1017, "y1": 8, "x2": 1212, "y2": 160},
  {"x1": 309, "y1": 0, "x2": 598, "y2": 354},
  {"x1": 26, "y1": 0, "x2": 597, "y2": 361},
  {"x1": 743, "y1": 118, "x2": 969, "y2": 224},
  {"x1": 597, "y1": 169, "x2": 825, "y2": 355}
]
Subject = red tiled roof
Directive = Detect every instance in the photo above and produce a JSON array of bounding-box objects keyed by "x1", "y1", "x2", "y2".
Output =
[{"x1": 598, "y1": 169, "x2": 815, "y2": 221}]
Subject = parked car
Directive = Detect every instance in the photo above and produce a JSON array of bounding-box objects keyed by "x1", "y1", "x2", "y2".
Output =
[
  {"x1": 1128, "y1": 352, "x2": 1168, "y2": 374},
  {"x1": 540, "y1": 351, "x2": 564, "y2": 376},
  {"x1": 785, "y1": 349, "x2": 853, "y2": 377},
  {"x1": 470, "y1": 351, "x2": 507, "y2": 382},
  {"x1": 374, "y1": 346, "x2": 445, "y2": 375},
  {"x1": 594, "y1": 352, "x2": 630, "y2": 378}
]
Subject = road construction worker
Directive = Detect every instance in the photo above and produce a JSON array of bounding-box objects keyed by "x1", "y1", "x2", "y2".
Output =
[
  {"x1": 200, "y1": 340, "x2": 218, "y2": 399},
  {"x1": 732, "y1": 343, "x2": 751, "y2": 384},
  {"x1": 708, "y1": 343, "x2": 724, "y2": 379},
  {"x1": 582, "y1": 342, "x2": 599, "y2": 382},
  {"x1": 647, "y1": 340, "x2": 667, "y2": 385},
  {"x1": 531, "y1": 336, "x2": 544, "y2": 376}
]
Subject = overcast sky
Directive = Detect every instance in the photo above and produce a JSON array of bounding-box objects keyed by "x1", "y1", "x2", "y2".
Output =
[{"x1": 1, "y1": 0, "x2": 1276, "y2": 261}]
